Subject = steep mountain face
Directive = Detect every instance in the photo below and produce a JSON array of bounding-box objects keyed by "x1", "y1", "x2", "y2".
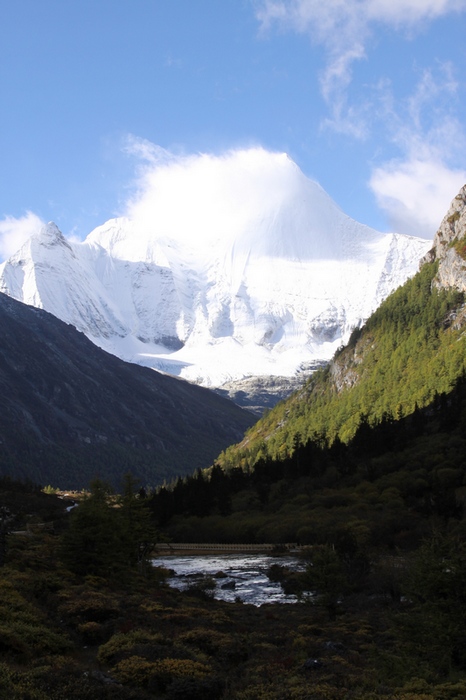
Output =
[
  {"x1": 422, "y1": 184, "x2": 466, "y2": 293},
  {"x1": 0, "y1": 292, "x2": 254, "y2": 489},
  {"x1": 218, "y1": 185, "x2": 466, "y2": 470},
  {"x1": 0, "y1": 151, "x2": 430, "y2": 395}
]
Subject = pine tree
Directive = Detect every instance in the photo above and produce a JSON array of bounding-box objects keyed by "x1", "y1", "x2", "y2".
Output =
[
  {"x1": 118, "y1": 473, "x2": 158, "y2": 576},
  {"x1": 60, "y1": 479, "x2": 126, "y2": 577}
]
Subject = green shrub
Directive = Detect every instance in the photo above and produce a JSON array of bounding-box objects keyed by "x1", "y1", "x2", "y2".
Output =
[
  {"x1": 58, "y1": 590, "x2": 120, "y2": 623},
  {"x1": 178, "y1": 628, "x2": 235, "y2": 657},
  {"x1": 111, "y1": 655, "x2": 156, "y2": 686},
  {"x1": 0, "y1": 620, "x2": 71, "y2": 657},
  {"x1": 111, "y1": 655, "x2": 210, "y2": 689},
  {"x1": 97, "y1": 630, "x2": 167, "y2": 666}
]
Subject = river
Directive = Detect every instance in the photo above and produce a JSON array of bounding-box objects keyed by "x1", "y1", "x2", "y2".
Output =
[{"x1": 152, "y1": 553, "x2": 306, "y2": 606}]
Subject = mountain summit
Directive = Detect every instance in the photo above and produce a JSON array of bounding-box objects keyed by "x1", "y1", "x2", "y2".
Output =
[{"x1": 0, "y1": 150, "x2": 430, "y2": 389}]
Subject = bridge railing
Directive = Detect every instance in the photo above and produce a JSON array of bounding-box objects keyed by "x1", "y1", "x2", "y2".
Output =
[{"x1": 153, "y1": 542, "x2": 301, "y2": 553}]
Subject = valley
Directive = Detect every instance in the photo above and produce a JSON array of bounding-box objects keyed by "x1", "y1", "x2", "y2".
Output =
[
  {"x1": 0, "y1": 184, "x2": 466, "y2": 698},
  {"x1": 3, "y1": 2, "x2": 466, "y2": 697}
]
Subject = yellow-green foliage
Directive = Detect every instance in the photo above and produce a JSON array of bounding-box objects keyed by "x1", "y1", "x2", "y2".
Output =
[
  {"x1": 0, "y1": 662, "x2": 48, "y2": 700},
  {"x1": 97, "y1": 629, "x2": 168, "y2": 665},
  {"x1": 57, "y1": 589, "x2": 120, "y2": 623},
  {"x1": 111, "y1": 654, "x2": 210, "y2": 687},
  {"x1": 110, "y1": 655, "x2": 156, "y2": 686},
  {"x1": 0, "y1": 580, "x2": 71, "y2": 657},
  {"x1": 219, "y1": 263, "x2": 466, "y2": 469},
  {"x1": 76, "y1": 620, "x2": 107, "y2": 644},
  {"x1": 178, "y1": 627, "x2": 236, "y2": 657},
  {"x1": 453, "y1": 236, "x2": 466, "y2": 260}
]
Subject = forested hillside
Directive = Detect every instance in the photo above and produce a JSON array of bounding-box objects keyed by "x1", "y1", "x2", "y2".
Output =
[
  {"x1": 216, "y1": 187, "x2": 466, "y2": 473},
  {"x1": 150, "y1": 370, "x2": 466, "y2": 545},
  {"x1": 217, "y1": 261, "x2": 465, "y2": 471}
]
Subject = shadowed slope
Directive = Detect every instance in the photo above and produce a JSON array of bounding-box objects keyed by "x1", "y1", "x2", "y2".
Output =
[{"x1": 0, "y1": 293, "x2": 254, "y2": 489}]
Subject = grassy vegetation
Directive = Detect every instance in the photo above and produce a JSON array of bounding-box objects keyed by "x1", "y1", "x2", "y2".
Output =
[{"x1": 1, "y1": 494, "x2": 466, "y2": 699}]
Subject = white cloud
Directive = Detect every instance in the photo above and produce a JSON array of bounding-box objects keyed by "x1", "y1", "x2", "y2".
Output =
[
  {"x1": 369, "y1": 64, "x2": 466, "y2": 237},
  {"x1": 255, "y1": 0, "x2": 466, "y2": 134},
  {"x1": 256, "y1": 1, "x2": 466, "y2": 41},
  {"x1": 256, "y1": 2, "x2": 466, "y2": 236},
  {"x1": 366, "y1": 0, "x2": 466, "y2": 25},
  {"x1": 370, "y1": 158, "x2": 466, "y2": 237},
  {"x1": 122, "y1": 140, "x2": 308, "y2": 251},
  {"x1": 0, "y1": 211, "x2": 44, "y2": 261},
  {"x1": 123, "y1": 134, "x2": 174, "y2": 166}
]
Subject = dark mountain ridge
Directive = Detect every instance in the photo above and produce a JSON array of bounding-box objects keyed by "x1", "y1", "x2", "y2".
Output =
[{"x1": 0, "y1": 293, "x2": 254, "y2": 489}]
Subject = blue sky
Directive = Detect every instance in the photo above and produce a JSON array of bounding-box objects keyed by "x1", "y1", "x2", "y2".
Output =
[{"x1": 1, "y1": 0, "x2": 466, "y2": 259}]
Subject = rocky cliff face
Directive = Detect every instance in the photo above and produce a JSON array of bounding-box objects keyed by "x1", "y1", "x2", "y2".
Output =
[{"x1": 422, "y1": 184, "x2": 466, "y2": 291}]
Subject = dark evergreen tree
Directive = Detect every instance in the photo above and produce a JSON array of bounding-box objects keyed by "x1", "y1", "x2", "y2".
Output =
[
  {"x1": 118, "y1": 473, "x2": 159, "y2": 576},
  {"x1": 210, "y1": 464, "x2": 232, "y2": 516},
  {"x1": 60, "y1": 479, "x2": 125, "y2": 577}
]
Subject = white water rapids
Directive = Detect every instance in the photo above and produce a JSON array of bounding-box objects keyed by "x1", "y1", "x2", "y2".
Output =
[{"x1": 152, "y1": 553, "x2": 306, "y2": 606}]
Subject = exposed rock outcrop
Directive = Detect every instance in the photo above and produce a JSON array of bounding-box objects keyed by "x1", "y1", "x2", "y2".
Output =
[{"x1": 421, "y1": 184, "x2": 466, "y2": 291}]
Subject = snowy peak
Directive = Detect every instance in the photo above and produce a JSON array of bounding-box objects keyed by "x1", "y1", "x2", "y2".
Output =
[
  {"x1": 0, "y1": 149, "x2": 432, "y2": 387},
  {"x1": 0, "y1": 221, "x2": 128, "y2": 339},
  {"x1": 33, "y1": 221, "x2": 73, "y2": 250}
]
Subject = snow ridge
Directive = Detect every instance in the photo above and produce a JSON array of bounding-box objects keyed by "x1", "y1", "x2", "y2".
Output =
[{"x1": 0, "y1": 150, "x2": 431, "y2": 387}]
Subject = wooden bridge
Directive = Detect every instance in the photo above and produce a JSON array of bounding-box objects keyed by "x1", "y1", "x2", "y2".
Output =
[{"x1": 152, "y1": 542, "x2": 302, "y2": 555}]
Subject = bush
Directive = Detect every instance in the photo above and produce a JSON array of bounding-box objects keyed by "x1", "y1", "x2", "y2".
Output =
[
  {"x1": 185, "y1": 576, "x2": 217, "y2": 600},
  {"x1": 97, "y1": 630, "x2": 168, "y2": 666},
  {"x1": 58, "y1": 590, "x2": 120, "y2": 623},
  {"x1": 112, "y1": 655, "x2": 210, "y2": 690},
  {"x1": 178, "y1": 628, "x2": 235, "y2": 657},
  {"x1": 111, "y1": 655, "x2": 156, "y2": 687},
  {"x1": 0, "y1": 620, "x2": 71, "y2": 657}
]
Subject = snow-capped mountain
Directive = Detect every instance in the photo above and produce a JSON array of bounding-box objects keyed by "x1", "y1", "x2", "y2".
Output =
[{"x1": 0, "y1": 149, "x2": 431, "y2": 388}]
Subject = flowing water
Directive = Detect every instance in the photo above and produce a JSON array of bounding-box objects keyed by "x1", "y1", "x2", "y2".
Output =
[{"x1": 152, "y1": 553, "x2": 305, "y2": 606}]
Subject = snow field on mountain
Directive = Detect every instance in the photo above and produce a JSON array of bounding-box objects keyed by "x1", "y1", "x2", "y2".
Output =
[{"x1": 0, "y1": 148, "x2": 431, "y2": 388}]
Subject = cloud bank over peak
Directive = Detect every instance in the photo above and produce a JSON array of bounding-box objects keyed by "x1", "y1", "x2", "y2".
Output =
[
  {"x1": 0, "y1": 144, "x2": 431, "y2": 388},
  {"x1": 121, "y1": 142, "x2": 335, "y2": 252}
]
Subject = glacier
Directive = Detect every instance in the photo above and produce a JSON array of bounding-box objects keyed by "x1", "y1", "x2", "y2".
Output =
[{"x1": 0, "y1": 149, "x2": 431, "y2": 390}]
